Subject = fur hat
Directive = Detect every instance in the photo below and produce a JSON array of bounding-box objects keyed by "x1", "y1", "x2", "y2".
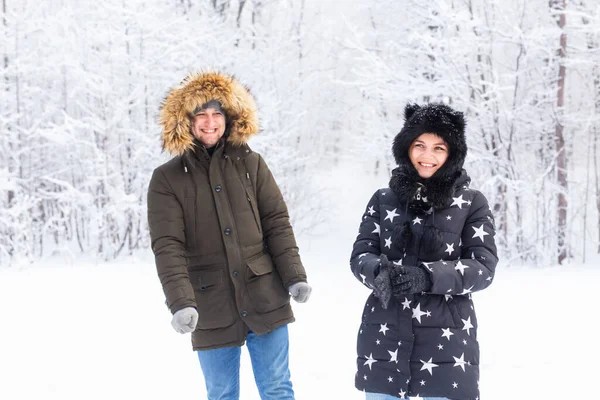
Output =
[
  {"x1": 159, "y1": 71, "x2": 259, "y2": 155},
  {"x1": 392, "y1": 103, "x2": 467, "y2": 177}
]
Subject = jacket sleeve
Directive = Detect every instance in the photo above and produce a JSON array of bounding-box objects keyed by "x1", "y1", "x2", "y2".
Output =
[
  {"x1": 255, "y1": 154, "x2": 307, "y2": 288},
  {"x1": 147, "y1": 167, "x2": 197, "y2": 314},
  {"x1": 424, "y1": 190, "x2": 498, "y2": 296},
  {"x1": 350, "y1": 191, "x2": 383, "y2": 289}
]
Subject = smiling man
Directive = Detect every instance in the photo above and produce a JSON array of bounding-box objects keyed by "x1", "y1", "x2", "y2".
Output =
[
  {"x1": 147, "y1": 71, "x2": 311, "y2": 400},
  {"x1": 191, "y1": 99, "x2": 227, "y2": 150}
]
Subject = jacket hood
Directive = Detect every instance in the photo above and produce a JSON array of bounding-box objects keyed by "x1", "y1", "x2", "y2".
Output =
[{"x1": 159, "y1": 71, "x2": 259, "y2": 155}]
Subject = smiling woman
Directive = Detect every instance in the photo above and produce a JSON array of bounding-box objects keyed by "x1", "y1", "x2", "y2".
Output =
[
  {"x1": 408, "y1": 133, "x2": 449, "y2": 179},
  {"x1": 349, "y1": 103, "x2": 498, "y2": 400}
]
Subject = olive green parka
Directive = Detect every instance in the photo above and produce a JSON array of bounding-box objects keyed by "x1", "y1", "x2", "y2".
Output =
[{"x1": 147, "y1": 71, "x2": 307, "y2": 350}]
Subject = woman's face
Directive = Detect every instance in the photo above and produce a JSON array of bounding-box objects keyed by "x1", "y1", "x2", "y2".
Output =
[{"x1": 409, "y1": 133, "x2": 449, "y2": 179}]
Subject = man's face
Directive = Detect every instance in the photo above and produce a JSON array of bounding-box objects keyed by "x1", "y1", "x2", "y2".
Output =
[{"x1": 191, "y1": 108, "x2": 226, "y2": 148}]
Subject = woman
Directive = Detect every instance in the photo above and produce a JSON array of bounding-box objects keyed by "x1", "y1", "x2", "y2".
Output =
[{"x1": 350, "y1": 103, "x2": 498, "y2": 400}]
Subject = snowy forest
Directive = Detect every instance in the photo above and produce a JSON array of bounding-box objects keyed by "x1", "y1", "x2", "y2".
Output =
[{"x1": 1, "y1": 0, "x2": 599, "y2": 267}]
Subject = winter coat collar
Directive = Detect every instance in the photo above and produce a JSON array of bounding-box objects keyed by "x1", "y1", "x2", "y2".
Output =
[{"x1": 389, "y1": 164, "x2": 470, "y2": 210}]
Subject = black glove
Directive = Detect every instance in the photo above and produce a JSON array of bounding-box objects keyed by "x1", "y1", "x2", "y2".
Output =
[
  {"x1": 372, "y1": 255, "x2": 395, "y2": 309},
  {"x1": 390, "y1": 265, "x2": 432, "y2": 297}
]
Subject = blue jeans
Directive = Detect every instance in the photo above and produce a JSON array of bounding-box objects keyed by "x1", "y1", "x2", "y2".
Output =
[
  {"x1": 197, "y1": 324, "x2": 294, "y2": 400},
  {"x1": 366, "y1": 394, "x2": 448, "y2": 400}
]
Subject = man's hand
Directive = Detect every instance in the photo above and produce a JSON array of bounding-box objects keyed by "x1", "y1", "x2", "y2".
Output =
[
  {"x1": 288, "y1": 282, "x2": 312, "y2": 303},
  {"x1": 171, "y1": 307, "x2": 199, "y2": 334}
]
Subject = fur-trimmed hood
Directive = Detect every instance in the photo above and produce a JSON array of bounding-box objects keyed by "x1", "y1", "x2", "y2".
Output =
[{"x1": 159, "y1": 71, "x2": 259, "y2": 155}]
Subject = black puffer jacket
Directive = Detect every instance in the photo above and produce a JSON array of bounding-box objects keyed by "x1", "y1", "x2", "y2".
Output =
[{"x1": 350, "y1": 169, "x2": 498, "y2": 400}]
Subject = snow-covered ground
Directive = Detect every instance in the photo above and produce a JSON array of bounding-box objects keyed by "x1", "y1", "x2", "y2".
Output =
[
  {"x1": 1, "y1": 242, "x2": 599, "y2": 400},
  {"x1": 1, "y1": 165, "x2": 599, "y2": 399}
]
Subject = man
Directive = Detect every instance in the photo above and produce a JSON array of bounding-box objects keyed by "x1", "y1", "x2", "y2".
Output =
[{"x1": 147, "y1": 71, "x2": 311, "y2": 400}]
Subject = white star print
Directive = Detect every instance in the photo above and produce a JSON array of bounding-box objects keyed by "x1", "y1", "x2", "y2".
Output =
[
  {"x1": 438, "y1": 344, "x2": 444, "y2": 350},
  {"x1": 455, "y1": 261, "x2": 469, "y2": 275},
  {"x1": 401, "y1": 297, "x2": 411, "y2": 310},
  {"x1": 446, "y1": 215, "x2": 452, "y2": 220},
  {"x1": 379, "y1": 323, "x2": 390, "y2": 336},
  {"x1": 459, "y1": 285, "x2": 474, "y2": 295},
  {"x1": 445, "y1": 243, "x2": 455, "y2": 255},
  {"x1": 462, "y1": 316, "x2": 474, "y2": 335},
  {"x1": 358, "y1": 253, "x2": 367, "y2": 258},
  {"x1": 422, "y1": 262, "x2": 433, "y2": 272},
  {"x1": 472, "y1": 224, "x2": 489, "y2": 242},
  {"x1": 364, "y1": 353, "x2": 377, "y2": 370},
  {"x1": 451, "y1": 194, "x2": 468, "y2": 209},
  {"x1": 372, "y1": 223, "x2": 380, "y2": 235},
  {"x1": 360, "y1": 273, "x2": 367, "y2": 284},
  {"x1": 398, "y1": 389, "x2": 406, "y2": 399},
  {"x1": 384, "y1": 208, "x2": 400, "y2": 223},
  {"x1": 453, "y1": 382, "x2": 458, "y2": 389},
  {"x1": 393, "y1": 259, "x2": 403, "y2": 266},
  {"x1": 388, "y1": 348, "x2": 399, "y2": 363},
  {"x1": 388, "y1": 376, "x2": 393, "y2": 382},
  {"x1": 441, "y1": 328, "x2": 454, "y2": 340},
  {"x1": 420, "y1": 357, "x2": 439, "y2": 375},
  {"x1": 453, "y1": 353, "x2": 467, "y2": 371},
  {"x1": 384, "y1": 237, "x2": 392, "y2": 248},
  {"x1": 444, "y1": 294, "x2": 453, "y2": 301},
  {"x1": 420, "y1": 380, "x2": 426, "y2": 386},
  {"x1": 412, "y1": 303, "x2": 427, "y2": 323},
  {"x1": 375, "y1": 339, "x2": 381, "y2": 345},
  {"x1": 367, "y1": 206, "x2": 375, "y2": 216},
  {"x1": 413, "y1": 216, "x2": 423, "y2": 225}
]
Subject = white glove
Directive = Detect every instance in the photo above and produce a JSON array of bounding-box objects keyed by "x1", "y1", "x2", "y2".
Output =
[
  {"x1": 288, "y1": 282, "x2": 312, "y2": 303},
  {"x1": 171, "y1": 307, "x2": 198, "y2": 334}
]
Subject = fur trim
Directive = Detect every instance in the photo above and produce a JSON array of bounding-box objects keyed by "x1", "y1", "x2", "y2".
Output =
[
  {"x1": 389, "y1": 164, "x2": 459, "y2": 210},
  {"x1": 159, "y1": 71, "x2": 259, "y2": 155}
]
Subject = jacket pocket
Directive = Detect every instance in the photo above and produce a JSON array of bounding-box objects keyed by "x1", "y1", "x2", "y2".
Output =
[
  {"x1": 189, "y1": 268, "x2": 236, "y2": 329},
  {"x1": 244, "y1": 186, "x2": 262, "y2": 235},
  {"x1": 183, "y1": 186, "x2": 197, "y2": 248},
  {"x1": 232, "y1": 160, "x2": 262, "y2": 235},
  {"x1": 448, "y1": 296, "x2": 477, "y2": 331},
  {"x1": 246, "y1": 252, "x2": 290, "y2": 313}
]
